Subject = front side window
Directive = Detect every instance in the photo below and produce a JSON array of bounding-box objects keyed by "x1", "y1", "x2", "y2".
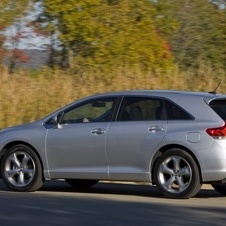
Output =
[
  {"x1": 61, "y1": 97, "x2": 117, "y2": 124},
  {"x1": 117, "y1": 97, "x2": 166, "y2": 121}
]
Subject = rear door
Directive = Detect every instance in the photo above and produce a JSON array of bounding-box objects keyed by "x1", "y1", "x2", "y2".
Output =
[{"x1": 106, "y1": 96, "x2": 167, "y2": 181}]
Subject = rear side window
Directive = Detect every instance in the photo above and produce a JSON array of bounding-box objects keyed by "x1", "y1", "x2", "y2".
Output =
[
  {"x1": 209, "y1": 99, "x2": 226, "y2": 120},
  {"x1": 165, "y1": 100, "x2": 193, "y2": 120},
  {"x1": 117, "y1": 97, "x2": 166, "y2": 121}
]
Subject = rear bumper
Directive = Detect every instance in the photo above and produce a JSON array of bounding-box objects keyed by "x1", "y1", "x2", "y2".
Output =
[{"x1": 199, "y1": 140, "x2": 226, "y2": 182}]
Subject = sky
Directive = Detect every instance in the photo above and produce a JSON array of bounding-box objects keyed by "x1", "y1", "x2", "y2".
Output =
[
  {"x1": 210, "y1": 0, "x2": 226, "y2": 9},
  {"x1": 3, "y1": 2, "x2": 50, "y2": 50}
]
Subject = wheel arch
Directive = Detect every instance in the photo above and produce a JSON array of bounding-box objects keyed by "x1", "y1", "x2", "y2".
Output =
[
  {"x1": 0, "y1": 141, "x2": 44, "y2": 177},
  {"x1": 151, "y1": 144, "x2": 202, "y2": 184}
]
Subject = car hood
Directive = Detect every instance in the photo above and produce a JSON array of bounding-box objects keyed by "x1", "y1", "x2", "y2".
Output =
[{"x1": 0, "y1": 119, "x2": 44, "y2": 134}]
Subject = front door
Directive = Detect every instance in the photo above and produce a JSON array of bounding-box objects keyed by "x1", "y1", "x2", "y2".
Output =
[{"x1": 45, "y1": 96, "x2": 118, "y2": 179}]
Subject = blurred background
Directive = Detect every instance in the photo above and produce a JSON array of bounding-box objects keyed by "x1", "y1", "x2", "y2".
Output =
[{"x1": 1, "y1": 0, "x2": 226, "y2": 129}]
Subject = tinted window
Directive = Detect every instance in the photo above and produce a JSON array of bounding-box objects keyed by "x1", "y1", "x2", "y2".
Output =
[
  {"x1": 165, "y1": 100, "x2": 193, "y2": 120},
  {"x1": 117, "y1": 97, "x2": 166, "y2": 121},
  {"x1": 209, "y1": 99, "x2": 226, "y2": 120},
  {"x1": 61, "y1": 97, "x2": 117, "y2": 123}
]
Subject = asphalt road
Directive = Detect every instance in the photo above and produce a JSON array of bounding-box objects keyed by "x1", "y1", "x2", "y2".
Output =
[{"x1": 0, "y1": 180, "x2": 225, "y2": 226}]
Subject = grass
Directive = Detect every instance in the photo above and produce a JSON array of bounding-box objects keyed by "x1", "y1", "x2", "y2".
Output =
[{"x1": 0, "y1": 63, "x2": 225, "y2": 129}]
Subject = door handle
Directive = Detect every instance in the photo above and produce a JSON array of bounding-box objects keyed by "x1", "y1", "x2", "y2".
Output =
[
  {"x1": 91, "y1": 128, "x2": 106, "y2": 135},
  {"x1": 148, "y1": 126, "x2": 164, "y2": 133}
]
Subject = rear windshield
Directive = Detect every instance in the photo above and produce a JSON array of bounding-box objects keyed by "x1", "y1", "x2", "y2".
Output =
[{"x1": 209, "y1": 99, "x2": 226, "y2": 120}]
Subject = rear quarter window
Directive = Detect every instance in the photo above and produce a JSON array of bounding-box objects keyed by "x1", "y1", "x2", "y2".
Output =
[
  {"x1": 165, "y1": 100, "x2": 193, "y2": 120},
  {"x1": 209, "y1": 99, "x2": 226, "y2": 120}
]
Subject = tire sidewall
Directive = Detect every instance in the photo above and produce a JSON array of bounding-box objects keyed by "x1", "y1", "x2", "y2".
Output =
[
  {"x1": 1, "y1": 144, "x2": 43, "y2": 192},
  {"x1": 154, "y1": 148, "x2": 201, "y2": 199}
]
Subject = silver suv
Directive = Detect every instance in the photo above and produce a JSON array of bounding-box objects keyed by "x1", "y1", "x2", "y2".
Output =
[{"x1": 1, "y1": 90, "x2": 226, "y2": 198}]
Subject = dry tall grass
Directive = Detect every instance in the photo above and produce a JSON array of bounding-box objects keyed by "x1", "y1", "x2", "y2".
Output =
[{"x1": 0, "y1": 63, "x2": 225, "y2": 129}]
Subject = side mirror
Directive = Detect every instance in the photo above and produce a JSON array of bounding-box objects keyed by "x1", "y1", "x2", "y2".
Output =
[{"x1": 53, "y1": 112, "x2": 64, "y2": 126}]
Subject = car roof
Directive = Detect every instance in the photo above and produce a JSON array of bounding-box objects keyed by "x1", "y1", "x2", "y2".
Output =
[
  {"x1": 91, "y1": 90, "x2": 226, "y2": 102},
  {"x1": 42, "y1": 90, "x2": 226, "y2": 122}
]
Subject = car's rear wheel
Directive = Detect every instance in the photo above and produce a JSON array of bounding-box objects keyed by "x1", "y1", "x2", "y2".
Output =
[
  {"x1": 154, "y1": 148, "x2": 201, "y2": 199},
  {"x1": 211, "y1": 183, "x2": 226, "y2": 195},
  {"x1": 65, "y1": 179, "x2": 99, "y2": 188},
  {"x1": 1, "y1": 144, "x2": 44, "y2": 192}
]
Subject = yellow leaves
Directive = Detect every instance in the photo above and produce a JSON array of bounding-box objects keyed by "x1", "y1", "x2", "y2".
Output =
[
  {"x1": 0, "y1": 0, "x2": 30, "y2": 27},
  {"x1": 42, "y1": 0, "x2": 175, "y2": 70}
]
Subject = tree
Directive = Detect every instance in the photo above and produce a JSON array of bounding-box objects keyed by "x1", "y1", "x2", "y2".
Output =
[
  {"x1": 152, "y1": 0, "x2": 226, "y2": 69},
  {"x1": 0, "y1": 0, "x2": 30, "y2": 27},
  {"x1": 0, "y1": 0, "x2": 30, "y2": 66},
  {"x1": 34, "y1": 0, "x2": 174, "y2": 71},
  {"x1": 6, "y1": 22, "x2": 29, "y2": 73}
]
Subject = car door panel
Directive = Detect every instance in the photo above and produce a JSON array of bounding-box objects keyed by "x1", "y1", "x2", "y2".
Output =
[
  {"x1": 46, "y1": 122, "x2": 110, "y2": 179},
  {"x1": 106, "y1": 96, "x2": 167, "y2": 181},
  {"x1": 44, "y1": 96, "x2": 119, "y2": 179},
  {"x1": 107, "y1": 121, "x2": 167, "y2": 181}
]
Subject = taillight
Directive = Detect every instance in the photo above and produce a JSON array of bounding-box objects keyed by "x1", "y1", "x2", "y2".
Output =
[{"x1": 206, "y1": 122, "x2": 226, "y2": 139}]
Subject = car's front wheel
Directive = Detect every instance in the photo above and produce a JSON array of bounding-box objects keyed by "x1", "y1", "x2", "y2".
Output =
[
  {"x1": 65, "y1": 179, "x2": 99, "y2": 188},
  {"x1": 211, "y1": 183, "x2": 226, "y2": 195},
  {"x1": 154, "y1": 148, "x2": 201, "y2": 199},
  {"x1": 1, "y1": 144, "x2": 44, "y2": 192}
]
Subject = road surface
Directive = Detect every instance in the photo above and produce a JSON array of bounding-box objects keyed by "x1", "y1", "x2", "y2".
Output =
[{"x1": 0, "y1": 180, "x2": 225, "y2": 226}]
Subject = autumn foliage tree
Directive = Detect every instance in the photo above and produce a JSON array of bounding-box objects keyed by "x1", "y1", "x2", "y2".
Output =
[
  {"x1": 33, "y1": 0, "x2": 226, "y2": 72},
  {"x1": 35, "y1": 0, "x2": 174, "y2": 71},
  {"x1": 6, "y1": 24, "x2": 29, "y2": 73},
  {"x1": 151, "y1": 0, "x2": 226, "y2": 69},
  {"x1": 0, "y1": 0, "x2": 30, "y2": 71}
]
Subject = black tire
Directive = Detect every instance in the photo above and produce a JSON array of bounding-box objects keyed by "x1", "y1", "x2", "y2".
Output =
[
  {"x1": 154, "y1": 148, "x2": 201, "y2": 199},
  {"x1": 65, "y1": 179, "x2": 99, "y2": 188},
  {"x1": 211, "y1": 183, "x2": 226, "y2": 195},
  {"x1": 1, "y1": 144, "x2": 44, "y2": 192}
]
